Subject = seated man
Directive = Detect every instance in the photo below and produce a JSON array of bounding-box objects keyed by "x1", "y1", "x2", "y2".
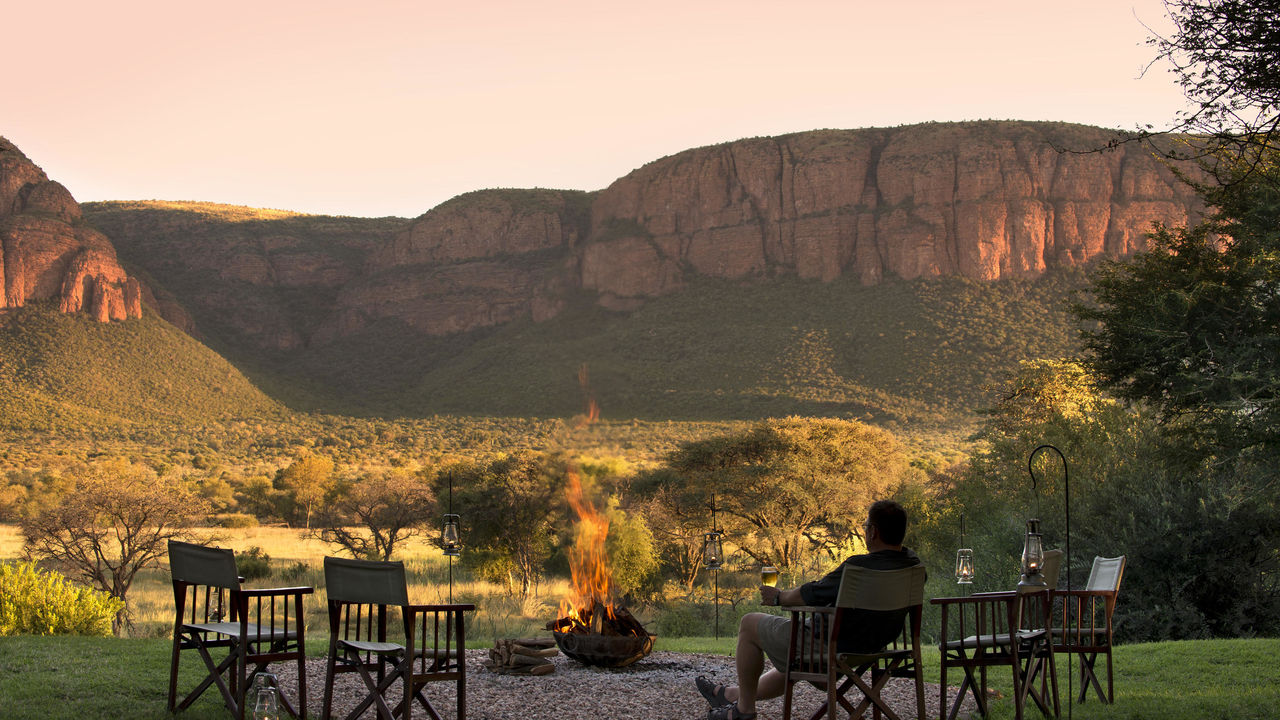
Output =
[{"x1": 695, "y1": 499, "x2": 923, "y2": 720}]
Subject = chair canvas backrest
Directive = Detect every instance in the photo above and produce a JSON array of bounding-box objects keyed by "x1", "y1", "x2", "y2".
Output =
[
  {"x1": 1085, "y1": 555, "x2": 1126, "y2": 593},
  {"x1": 324, "y1": 556, "x2": 409, "y2": 606},
  {"x1": 168, "y1": 540, "x2": 239, "y2": 589},
  {"x1": 1042, "y1": 549, "x2": 1063, "y2": 590},
  {"x1": 834, "y1": 565, "x2": 927, "y2": 612}
]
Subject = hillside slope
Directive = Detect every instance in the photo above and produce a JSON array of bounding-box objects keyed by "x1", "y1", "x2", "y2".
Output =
[
  {"x1": 283, "y1": 270, "x2": 1084, "y2": 427},
  {"x1": 0, "y1": 303, "x2": 283, "y2": 433}
]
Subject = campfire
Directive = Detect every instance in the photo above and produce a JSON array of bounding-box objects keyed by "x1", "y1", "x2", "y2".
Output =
[{"x1": 546, "y1": 471, "x2": 654, "y2": 668}]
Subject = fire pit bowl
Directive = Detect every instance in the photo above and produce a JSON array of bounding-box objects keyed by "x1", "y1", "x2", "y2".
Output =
[{"x1": 553, "y1": 630, "x2": 655, "y2": 668}]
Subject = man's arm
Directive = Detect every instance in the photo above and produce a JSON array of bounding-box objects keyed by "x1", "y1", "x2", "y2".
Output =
[{"x1": 760, "y1": 585, "x2": 804, "y2": 606}]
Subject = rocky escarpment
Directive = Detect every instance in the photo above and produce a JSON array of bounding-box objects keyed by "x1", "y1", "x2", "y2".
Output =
[
  {"x1": 74, "y1": 122, "x2": 1204, "y2": 352},
  {"x1": 84, "y1": 202, "x2": 406, "y2": 351},
  {"x1": 319, "y1": 189, "x2": 592, "y2": 340},
  {"x1": 582, "y1": 122, "x2": 1201, "y2": 304},
  {"x1": 0, "y1": 137, "x2": 141, "y2": 322},
  {"x1": 318, "y1": 122, "x2": 1200, "y2": 340}
]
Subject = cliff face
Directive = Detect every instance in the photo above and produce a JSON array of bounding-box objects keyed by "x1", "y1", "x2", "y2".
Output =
[
  {"x1": 73, "y1": 122, "x2": 1205, "y2": 352},
  {"x1": 582, "y1": 122, "x2": 1200, "y2": 303},
  {"x1": 0, "y1": 138, "x2": 141, "y2": 322},
  {"x1": 84, "y1": 202, "x2": 404, "y2": 351},
  {"x1": 318, "y1": 189, "x2": 591, "y2": 340}
]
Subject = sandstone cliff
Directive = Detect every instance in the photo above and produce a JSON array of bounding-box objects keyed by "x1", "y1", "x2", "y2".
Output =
[
  {"x1": 0, "y1": 137, "x2": 141, "y2": 322},
  {"x1": 84, "y1": 201, "x2": 406, "y2": 351},
  {"x1": 75, "y1": 122, "x2": 1204, "y2": 353},
  {"x1": 320, "y1": 189, "x2": 592, "y2": 340},
  {"x1": 582, "y1": 122, "x2": 1201, "y2": 303},
  {"x1": 318, "y1": 121, "x2": 1200, "y2": 341}
]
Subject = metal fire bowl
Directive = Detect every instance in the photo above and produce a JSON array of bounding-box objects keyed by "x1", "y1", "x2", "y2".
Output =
[{"x1": 553, "y1": 630, "x2": 655, "y2": 668}]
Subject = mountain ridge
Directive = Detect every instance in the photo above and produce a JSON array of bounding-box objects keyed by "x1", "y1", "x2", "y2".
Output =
[{"x1": 0, "y1": 121, "x2": 1197, "y2": 425}]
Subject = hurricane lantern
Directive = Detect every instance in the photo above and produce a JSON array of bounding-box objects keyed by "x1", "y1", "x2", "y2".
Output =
[
  {"x1": 703, "y1": 530, "x2": 723, "y2": 570},
  {"x1": 1017, "y1": 517, "x2": 1046, "y2": 591},
  {"x1": 955, "y1": 513, "x2": 974, "y2": 585},
  {"x1": 955, "y1": 548, "x2": 975, "y2": 584},
  {"x1": 442, "y1": 514, "x2": 461, "y2": 557}
]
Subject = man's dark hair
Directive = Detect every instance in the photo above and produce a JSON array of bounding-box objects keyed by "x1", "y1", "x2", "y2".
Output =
[{"x1": 868, "y1": 500, "x2": 908, "y2": 546}]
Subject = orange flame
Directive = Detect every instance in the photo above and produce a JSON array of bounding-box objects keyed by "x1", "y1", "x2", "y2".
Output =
[
  {"x1": 557, "y1": 469, "x2": 614, "y2": 626},
  {"x1": 576, "y1": 364, "x2": 600, "y2": 426}
]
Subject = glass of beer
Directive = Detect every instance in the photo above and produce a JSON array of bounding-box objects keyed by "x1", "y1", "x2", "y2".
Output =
[{"x1": 761, "y1": 565, "x2": 779, "y2": 588}]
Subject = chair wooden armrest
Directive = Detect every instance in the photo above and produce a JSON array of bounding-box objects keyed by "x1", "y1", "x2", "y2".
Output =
[
  {"x1": 403, "y1": 603, "x2": 476, "y2": 612},
  {"x1": 931, "y1": 591, "x2": 1016, "y2": 607},
  {"x1": 1051, "y1": 589, "x2": 1116, "y2": 599},
  {"x1": 237, "y1": 586, "x2": 315, "y2": 597},
  {"x1": 780, "y1": 605, "x2": 834, "y2": 614}
]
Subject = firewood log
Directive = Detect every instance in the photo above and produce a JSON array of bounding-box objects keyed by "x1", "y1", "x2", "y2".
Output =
[
  {"x1": 511, "y1": 645, "x2": 559, "y2": 658},
  {"x1": 514, "y1": 637, "x2": 557, "y2": 648},
  {"x1": 509, "y1": 653, "x2": 550, "y2": 667}
]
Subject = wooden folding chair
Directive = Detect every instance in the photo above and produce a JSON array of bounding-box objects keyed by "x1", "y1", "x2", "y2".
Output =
[
  {"x1": 933, "y1": 588, "x2": 1059, "y2": 720},
  {"x1": 781, "y1": 565, "x2": 928, "y2": 720},
  {"x1": 321, "y1": 556, "x2": 475, "y2": 720},
  {"x1": 167, "y1": 540, "x2": 312, "y2": 720},
  {"x1": 1051, "y1": 555, "x2": 1126, "y2": 703}
]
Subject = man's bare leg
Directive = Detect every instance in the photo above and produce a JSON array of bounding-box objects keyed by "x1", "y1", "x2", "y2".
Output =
[{"x1": 718, "y1": 613, "x2": 788, "y2": 716}]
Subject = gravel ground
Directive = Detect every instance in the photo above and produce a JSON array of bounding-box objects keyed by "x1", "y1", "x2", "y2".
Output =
[{"x1": 272, "y1": 649, "x2": 976, "y2": 720}]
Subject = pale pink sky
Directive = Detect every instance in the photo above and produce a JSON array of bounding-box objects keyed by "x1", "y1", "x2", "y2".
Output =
[{"x1": 5, "y1": 0, "x2": 1186, "y2": 219}]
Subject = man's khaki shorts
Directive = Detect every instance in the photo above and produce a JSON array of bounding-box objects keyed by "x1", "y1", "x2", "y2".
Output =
[{"x1": 756, "y1": 613, "x2": 793, "y2": 671}]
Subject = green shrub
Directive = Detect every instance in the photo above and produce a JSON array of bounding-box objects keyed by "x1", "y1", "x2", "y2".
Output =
[
  {"x1": 235, "y1": 546, "x2": 272, "y2": 580},
  {"x1": 0, "y1": 561, "x2": 123, "y2": 636},
  {"x1": 213, "y1": 513, "x2": 259, "y2": 528},
  {"x1": 279, "y1": 561, "x2": 311, "y2": 583}
]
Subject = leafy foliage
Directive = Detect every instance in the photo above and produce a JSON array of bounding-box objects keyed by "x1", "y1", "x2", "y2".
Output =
[
  {"x1": 640, "y1": 417, "x2": 916, "y2": 577},
  {"x1": 0, "y1": 561, "x2": 123, "y2": 637},
  {"x1": 20, "y1": 459, "x2": 210, "y2": 634},
  {"x1": 312, "y1": 469, "x2": 435, "y2": 561},
  {"x1": 233, "y1": 547, "x2": 272, "y2": 580},
  {"x1": 1144, "y1": 0, "x2": 1280, "y2": 183},
  {"x1": 442, "y1": 452, "x2": 566, "y2": 596},
  {"x1": 924, "y1": 359, "x2": 1280, "y2": 641},
  {"x1": 1076, "y1": 159, "x2": 1280, "y2": 456}
]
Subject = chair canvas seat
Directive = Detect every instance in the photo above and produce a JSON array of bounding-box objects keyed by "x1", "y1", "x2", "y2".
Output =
[
  {"x1": 338, "y1": 638, "x2": 464, "y2": 659},
  {"x1": 944, "y1": 629, "x2": 1047, "y2": 651},
  {"x1": 183, "y1": 621, "x2": 299, "y2": 641}
]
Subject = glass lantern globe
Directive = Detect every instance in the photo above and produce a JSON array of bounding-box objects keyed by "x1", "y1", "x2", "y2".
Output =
[
  {"x1": 442, "y1": 514, "x2": 461, "y2": 557},
  {"x1": 955, "y1": 548, "x2": 975, "y2": 584},
  {"x1": 1017, "y1": 518, "x2": 1046, "y2": 591},
  {"x1": 703, "y1": 530, "x2": 723, "y2": 570}
]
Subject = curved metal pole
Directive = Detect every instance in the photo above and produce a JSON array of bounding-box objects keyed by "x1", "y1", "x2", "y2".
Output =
[{"x1": 1029, "y1": 443, "x2": 1070, "y2": 716}]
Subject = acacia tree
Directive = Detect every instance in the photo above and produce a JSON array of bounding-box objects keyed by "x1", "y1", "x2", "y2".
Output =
[
  {"x1": 442, "y1": 452, "x2": 564, "y2": 597},
  {"x1": 21, "y1": 460, "x2": 208, "y2": 634},
  {"x1": 655, "y1": 418, "x2": 910, "y2": 577},
  {"x1": 634, "y1": 475, "x2": 714, "y2": 594},
  {"x1": 313, "y1": 469, "x2": 435, "y2": 561},
  {"x1": 276, "y1": 454, "x2": 335, "y2": 529}
]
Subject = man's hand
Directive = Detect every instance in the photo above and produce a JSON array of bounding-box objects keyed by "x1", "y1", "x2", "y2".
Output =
[{"x1": 760, "y1": 585, "x2": 782, "y2": 606}]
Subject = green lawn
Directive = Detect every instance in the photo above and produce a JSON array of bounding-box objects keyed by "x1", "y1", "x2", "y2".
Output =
[{"x1": 0, "y1": 636, "x2": 1274, "y2": 719}]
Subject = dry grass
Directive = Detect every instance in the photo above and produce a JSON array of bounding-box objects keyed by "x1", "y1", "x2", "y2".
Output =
[{"x1": 0, "y1": 523, "x2": 575, "y2": 641}]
